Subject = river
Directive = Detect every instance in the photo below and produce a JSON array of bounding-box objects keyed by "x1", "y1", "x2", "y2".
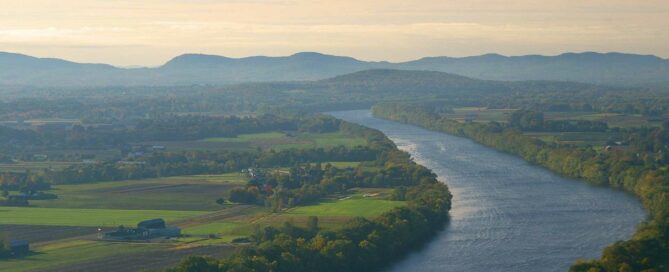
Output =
[{"x1": 328, "y1": 110, "x2": 646, "y2": 272}]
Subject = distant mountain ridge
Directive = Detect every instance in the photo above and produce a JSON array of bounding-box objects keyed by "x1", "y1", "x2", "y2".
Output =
[{"x1": 1, "y1": 51, "x2": 668, "y2": 87}]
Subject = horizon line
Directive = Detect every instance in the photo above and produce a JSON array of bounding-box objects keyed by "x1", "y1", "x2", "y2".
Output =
[{"x1": 1, "y1": 50, "x2": 666, "y2": 69}]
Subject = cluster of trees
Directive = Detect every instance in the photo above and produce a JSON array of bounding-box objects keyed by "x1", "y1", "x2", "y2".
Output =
[
  {"x1": 0, "y1": 172, "x2": 53, "y2": 206},
  {"x1": 167, "y1": 110, "x2": 453, "y2": 271},
  {"x1": 171, "y1": 162, "x2": 451, "y2": 272},
  {"x1": 1, "y1": 114, "x2": 388, "y2": 208},
  {"x1": 0, "y1": 114, "x2": 348, "y2": 154},
  {"x1": 505, "y1": 110, "x2": 609, "y2": 132},
  {"x1": 230, "y1": 151, "x2": 437, "y2": 211},
  {"x1": 0, "y1": 239, "x2": 10, "y2": 259},
  {"x1": 373, "y1": 102, "x2": 669, "y2": 272},
  {"x1": 37, "y1": 145, "x2": 377, "y2": 185}
]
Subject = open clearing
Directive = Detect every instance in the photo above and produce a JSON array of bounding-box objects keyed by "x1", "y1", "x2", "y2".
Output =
[
  {"x1": 286, "y1": 197, "x2": 405, "y2": 217},
  {"x1": 444, "y1": 108, "x2": 661, "y2": 129},
  {"x1": 29, "y1": 244, "x2": 235, "y2": 272},
  {"x1": 523, "y1": 131, "x2": 624, "y2": 146},
  {"x1": 32, "y1": 173, "x2": 247, "y2": 211},
  {"x1": 0, "y1": 225, "x2": 111, "y2": 244},
  {"x1": 1, "y1": 240, "x2": 167, "y2": 272},
  {"x1": 0, "y1": 206, "x2": 206, "y2": 227},
  {"x1": 140, "y1": 131, "x2": 368, "y2": 152},
  {"x1": 0, "y1": 161, "x2": 79, "y2": 173}
]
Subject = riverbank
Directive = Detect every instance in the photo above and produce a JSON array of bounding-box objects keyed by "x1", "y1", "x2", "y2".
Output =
[
  {"x1": 369, "y1": 104, "x2": 669, "y2": 271},
  {"x1": 330, "y1": 110, "x2": 644, "y2": 272}
]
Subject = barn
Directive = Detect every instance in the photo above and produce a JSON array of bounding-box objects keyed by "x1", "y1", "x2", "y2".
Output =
[{"x1": 10, "y1": 240, "x2": 29, "y2": 256}]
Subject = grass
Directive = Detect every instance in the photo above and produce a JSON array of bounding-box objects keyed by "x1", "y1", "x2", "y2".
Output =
[
  {"x1": 0, "y1": 161, "x2": 79, "y2": 173},
  {"x1": 182, "y1": 222, "x2": 253, "y2": 243},
  {"x1": 272, "y1": 132, "x2": 367, "y2": 150},
  {"x1": 0, "y1": 240, "x2": 166, "y2": 272},
  {"x1": 523, "y1": 131, "x2": 623, "y2": 146},
  {"x1": 286, "y1": 197, "x2": 405, "y2": 218},
  {"x1": 203, "y1": 132, "x2": 286, "y2": 143},
  {"x1": 141, "y1": 131, "x2": 367, "y2": 152},
  {"x1": 32, "y1": 173, "x2": 247, "y2": 211},
  {"x1": 321, "y1": 161, "x2": 362, "y2": 168},
  {"x1": 545, "y1": 112, "x2": 662, "y2": 128},
  {"x1": 446, "y1": 107, "x2": 516, "y2": 123},
  {"x1": 0, "y1": 206, "x2": 206, "y2": 227}
]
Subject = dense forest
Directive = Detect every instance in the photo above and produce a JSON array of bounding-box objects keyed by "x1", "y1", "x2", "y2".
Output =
[{"x1": 373, "y1": 102, "x2": 669, "y2": 272}]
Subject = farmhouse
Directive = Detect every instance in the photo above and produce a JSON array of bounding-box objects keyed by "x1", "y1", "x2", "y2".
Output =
[
  {"x1": 10, "y1": 240, "x2": 29, "y2": 256},
  {"x1": 103, "y1": 218, "x2": 181, "y2": 241}
]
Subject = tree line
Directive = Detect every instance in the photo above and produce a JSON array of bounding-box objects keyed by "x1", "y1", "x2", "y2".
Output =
[
  {"x1": 169, "y1": 137, "x2": 452, "y2": 272},
  {"x1": 373, "y1": 102, "x2": 669, "y2": 272}
]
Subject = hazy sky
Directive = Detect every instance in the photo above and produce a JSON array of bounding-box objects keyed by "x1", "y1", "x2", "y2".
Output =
[{"x1": 1, "y1": 0, "x2": 668, "y2": 66}]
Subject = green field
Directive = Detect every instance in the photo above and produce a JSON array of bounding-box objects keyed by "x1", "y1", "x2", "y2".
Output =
[
  {"x1": 523, "y1": 131, "x2": 623, "y2": 146},
  {"x1": 286, "y1": 197, "x2": 405, "y2": 218},
  {"x1": 0, "y1": 206, "x2": 206, "y2": 227},
  {"x1": 446, "y1": 107, "x2": 515, "y2": 123},
  {"x1": 31, "y1": 174, "x2": 247, "y2": 211},
  {"x1": 203, "y1": 132, "x2": 287, "y2": 143},
  {"x1": 206, "y1": 131, "x2": 367, "y2": 150},
  {"x1": 0, "y1": 240, "x2": 165, "y2": 272},
  {"x1": 141, "y1": 131, "x2": 368, "y2": 152},
  {"x1": 546, "y1": 112, "x2": 661, "y2": 128},
  {"x1": 321, "y1": 161, "x2": 362, "y2": 168},
  {"x1": 0, "y1": 161, "x2": 79, "y2": 173},
  {"x1": 182, "y1": 222, "x2": 253, "y2": 243}
]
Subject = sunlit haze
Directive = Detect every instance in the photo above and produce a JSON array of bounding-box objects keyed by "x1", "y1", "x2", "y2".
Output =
[{"x1": 1, "y1": 0, "x2": 668, "y2": 66}]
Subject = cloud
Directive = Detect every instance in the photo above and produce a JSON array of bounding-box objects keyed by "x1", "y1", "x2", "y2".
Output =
[{"x1": 0, "y1": 0, "x2": 667, "y2": 65}]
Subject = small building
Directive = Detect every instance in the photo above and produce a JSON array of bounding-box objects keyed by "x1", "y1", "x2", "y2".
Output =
[
  {"x1": 10, "y1": 240, "x2": 29, "y2": 256},
  {"x1": 103, "y1": 218, "x2": 180, "y2": 241},
  {"x1": 151, "y1": 145, "x2": 166, "y2": 151}
]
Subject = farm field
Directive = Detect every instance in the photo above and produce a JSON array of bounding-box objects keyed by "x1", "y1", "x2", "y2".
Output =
[
  {"x1": 445, "y1": 107, "x2": 515, "y2": 123},
  {"x1": 0, "y1": 240, "x2": 168, "y2": 272},
  {"x1": 30, "y1": 244, "x2": 236, "y2": 272},
  {"x1": 0, "y1": 161, "x2": 80, "y2": 173},
  {"x1": 0, "y1": 206, "x2": 206, "y2": 227},
  {"x1": 140, "y1": 131, "x2": 368, "y2": 152},
  {"x1": 545, "y1": 112, "x2": 661, "y2": 128},
  {"x1": 31, "y1": 174, "x2": 247, "y2": 211},
  {"x1": 1, "y1": 173, "x2": 398, "y2": 269},
  {"x1": 286, "y1": 197, "x2": 404, "y2": 217},
  {"x1": 523, "y1": 131, "x2": 624, "y2": 146},
  {"x1": 320, "y1": 161, "x2": 362, "y2": 168},
  {"x1": 0, "y1": 225, "x2": 110, "y2": 244},
  {"x1": 179, "y1": 188, "x2": 403, "y2": 242},
  {"x1": 443, "y1": 108, "x2": 662, "y2": 129}
]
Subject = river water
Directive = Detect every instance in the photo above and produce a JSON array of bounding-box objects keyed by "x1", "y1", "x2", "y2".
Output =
[{"x1": 328, "y1": 110, "x2": 646, "y2": 272}]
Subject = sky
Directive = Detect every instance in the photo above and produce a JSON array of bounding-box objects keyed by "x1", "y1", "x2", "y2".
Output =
[{"x1": 1, "y1": 0, "x2": 668, "y2": 66}]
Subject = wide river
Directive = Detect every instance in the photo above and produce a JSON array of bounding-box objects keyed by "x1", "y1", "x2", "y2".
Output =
[{"x1": 329, "y1": 110, "x2": 646, "y2": 272}]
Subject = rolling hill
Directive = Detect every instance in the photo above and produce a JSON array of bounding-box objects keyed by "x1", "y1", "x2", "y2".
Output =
[{"x1": 1, "y1": 51, "x2": 668, "y2": 87}]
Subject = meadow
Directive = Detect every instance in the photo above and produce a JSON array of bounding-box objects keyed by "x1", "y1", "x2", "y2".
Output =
[
  {"x1": 141, "y1": 131, "x2": 368, "y2": 152},
  {"x1": 31, "y1": 174, "x2": 248, "y2": 211},
  {"x1": 446, "y1": 107, "x2": 661, "y2": 129},
  {"x1": 0, "y1": 206, "x2": 206, "y2": 227}
]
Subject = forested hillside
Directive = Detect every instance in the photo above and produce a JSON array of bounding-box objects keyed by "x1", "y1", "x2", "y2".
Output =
[{"x1": 2, "y1": 51, "x2": 669, "y2": 87}]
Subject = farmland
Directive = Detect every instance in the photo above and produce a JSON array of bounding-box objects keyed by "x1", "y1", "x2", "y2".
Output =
[
  {"x1": 31, "y1": 174, "x2": 248, "y2": 211},
  {"x1": 445, "y1": 107, "x2": 662, "y2": 129},
  {"x1": 0, "y1": 206, "x2": 206, "y2": 227},
  {"x1": 0, "y1": 240, "x2": 177, "y2": 272},
  {"x1": 0, "y1": 161, "x2": 80, "y2": 173},
  {"x1": 141, "y1": 131, "x2": 368, "y2": 152},
  {"x1": 1, "y1": 172, "x2": 404, "y2": 270}
]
